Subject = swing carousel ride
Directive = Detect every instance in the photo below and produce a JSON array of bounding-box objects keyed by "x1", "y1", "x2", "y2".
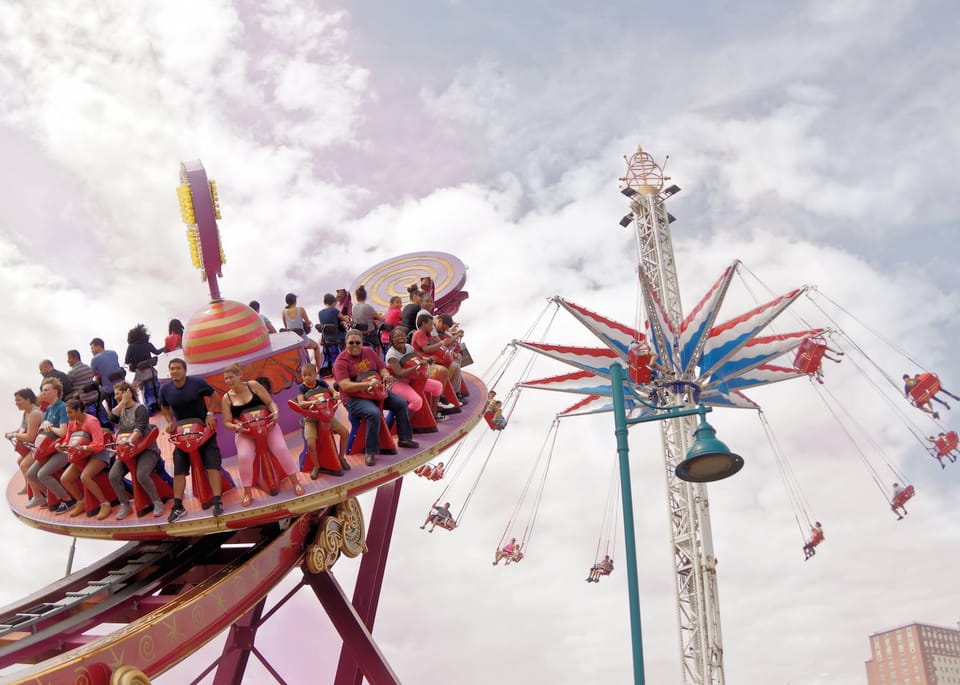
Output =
[
  {"x1": 1, "y1": 160, "x2": 485, "y2": 685},
  {"x1": 418, "y1": 147, "x2": 956, "y2": 684},
  {"x1": 2, "y1": 150, "x2": 953, "y2": 685}
]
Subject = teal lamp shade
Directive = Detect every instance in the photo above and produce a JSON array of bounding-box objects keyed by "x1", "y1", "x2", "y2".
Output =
[{"x1": 675, "y1": 418, "x2": 744, "y2": 483}]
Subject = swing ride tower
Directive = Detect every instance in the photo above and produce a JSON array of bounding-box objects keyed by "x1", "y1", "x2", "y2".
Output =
[{"x1": 621, "y1": 147, "x2": 726, "y2": 684}]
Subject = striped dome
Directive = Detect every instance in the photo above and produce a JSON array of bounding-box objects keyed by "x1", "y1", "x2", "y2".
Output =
[{"x1": 183, "y1": 300, "x2": 269, "y2": 364}]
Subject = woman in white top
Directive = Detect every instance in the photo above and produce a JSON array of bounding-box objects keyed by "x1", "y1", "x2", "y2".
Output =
[
  {"x1": 385, "y1": 327, "x2": 445, "y2": 420},
  {"x1": 281, "y1": 293, "x2": 320, "y2": 367}
]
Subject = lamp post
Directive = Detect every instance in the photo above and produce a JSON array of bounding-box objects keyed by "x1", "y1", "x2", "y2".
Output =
[{"x1": 609, "y1": 362, "x2": 743, "y2": 685}]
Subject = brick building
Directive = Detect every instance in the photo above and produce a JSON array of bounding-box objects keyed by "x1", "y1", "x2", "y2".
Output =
[{"x1": 866, "y1": 622, "x2": 960, "y2": 684}]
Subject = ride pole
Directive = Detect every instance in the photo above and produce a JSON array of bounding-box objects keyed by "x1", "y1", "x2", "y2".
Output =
[{"x1": 610, "y1": 361, "x2": 645, "y2": 685}]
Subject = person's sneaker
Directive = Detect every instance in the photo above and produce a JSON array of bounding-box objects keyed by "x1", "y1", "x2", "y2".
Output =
[
  {"x1": 397, "y1": 439, "x2": 420, "y2": 449},
  {"x1": 96, "y1": 502, "x2": 112, "y2": 520},
  {"x1": 339, "y1": 457, "x2": 351, "y2": 471},
  {"x1": 933, "y1": 412, "x2": 941, "y2": 420},
  {"x1": 152, "y1": 501, "x2": 164, "y2": 517},
  {"x1": 116, "y1": 502, "x2": 132, "y2": 520},
  {"x1": 944, "y1": 402, "x2": 951, "y2": 410},
  {"x1": 365, "y1": 454, "x2": 376, "y2": 467},
  {"x1": 435, "y1": 413, "x2": 449, "y2": 422},
  {"x1": 310, "y1": 466, "x2": 321, "y2": 480},
  {"x1": 316, "y1": 467, "x2": 344, "y2": 477},
  {"x1": 168, "y1": 504, "x2": 187, "y2": 523},
  {"x1": 438, "y1": 397, "x2": 453, "y2": 407},
  {"x1": 25, "y1": 495, "x2": 44, "y2": 509},
  {"x1": 52, "y1": 500, "x2": 75, "y2": 515},
  {"x1": 212, "y1": 500, "x2": 224, "y2": 517}
]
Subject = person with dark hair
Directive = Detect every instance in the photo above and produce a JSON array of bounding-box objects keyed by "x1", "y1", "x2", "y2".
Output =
[
  {"x1": 318, "y1": 293, "x2": 347, "y2": 345},
  {"x1": 125, "y1": 324, "x2": 163, "y2": 411},
  {"x1": 333, "y1": 329, "x2": 418, "y2": 467},
  {"x1": 89, "y1": 338, "x2": 124, "y2": 404},
  {"x1": 66, "y1": 350, "x2": 97, "y2": 408},
  {"x1": 802, "y1": 522, "x2": 824, "y2": 560},
  {"x1": 6, "y1": 388, "x2": 42, "y2": 494},
  {"x1": 401, "y1": 286, "x2": 422, "y2": 332},
  {"x1": 249, "y1": 301, "x2": 277, "y2": 333},
  {"x1": 38, "y1": 359, "x2": 74, "y2": 400},
  {"x1": 58, "y1": 398, "x2": 113, "y2": 520},
  {"x1": 165, "y1": 319, "x2": 184, "y2": 352},
  {"x1": 351, "y1": 284, "x2": 380, "y2": 332},
  {"x1": 336, "y1": 288, "x2": 353, "y2": 323},
  {"x1": 160, "y1": 357, "x2": 223, "y2": 521},
  {"x1": 107, "y1": 381, "x2": 165, "y2": 519},
  {"x1": 282, "y1": 293, "x2": 321, "y2": 366}
]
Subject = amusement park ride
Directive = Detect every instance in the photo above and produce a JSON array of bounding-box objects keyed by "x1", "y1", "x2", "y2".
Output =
[
  {"x1": 1, "y1": 160, "x2": 485, "y2": 684},
  {"x1": 2, "y1": 150, "x2": 952, "y2": 685}
]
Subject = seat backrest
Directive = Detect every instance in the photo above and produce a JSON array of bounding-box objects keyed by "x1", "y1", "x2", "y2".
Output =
[{"x1": 317, "y1": 323, "x2": 341, "y2": 343}]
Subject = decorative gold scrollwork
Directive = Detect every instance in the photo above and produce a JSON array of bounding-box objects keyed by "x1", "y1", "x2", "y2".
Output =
[
  {"x1": 304, "y1": 497, "x2": 367, "y2": 573},
  {"x1": 111, "y1": 664, "x2": 151, "y2": 685}
]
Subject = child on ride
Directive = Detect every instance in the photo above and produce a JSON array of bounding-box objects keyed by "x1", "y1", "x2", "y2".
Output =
[{"x1": 296, "y1": 363, "x2": 350, "y2": 478}]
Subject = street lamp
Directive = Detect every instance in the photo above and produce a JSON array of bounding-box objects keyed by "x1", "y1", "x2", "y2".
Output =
[{"x1": 609, "y1": 362, "x2": 743, "y2": 684}]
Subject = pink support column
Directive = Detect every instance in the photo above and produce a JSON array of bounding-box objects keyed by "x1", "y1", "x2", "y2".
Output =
[
  {"x1": 212, "y1": 596, "x2": 267, "y2": 685},
  {"x1": 304, "y1": 568, "x2": 401, "y2": 685},
  {"x1": 334, "y1": 479, "x2": 403, "y2": 685}
]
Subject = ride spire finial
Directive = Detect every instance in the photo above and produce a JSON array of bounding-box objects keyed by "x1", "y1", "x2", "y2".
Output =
[
  {"x1": 177, "y1": 159, "x2": 226, "y2": 301},
  {"x1": 619, "y1": 145, "x2": 670, "y2": 196}
]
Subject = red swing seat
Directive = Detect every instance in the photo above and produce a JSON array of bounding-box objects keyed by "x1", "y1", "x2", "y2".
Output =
[
  {"x1": 628, "y1": 342, "x2": 653, "y2": 384},
  {"x1": 892, "y1": 485, "x2": 915, "y2": 509},
  {"x1": 403, "y1": 358, "x2": 438, "y2": 434},
  {"x1": 26, "y1": 432, "x2": 64, "y2": 505},
  {"x1": 112, "y1": 426, "x2": 173, "y2": 517},
  {"x1": 414, "y1": 463, "x2": 444, "y2": 480},
  {"x1": 434, "y1": 518, "x2": 457, "y2": 531},
  {"x1": 483, "y1": 410, "x2": 506, "y2": 431},
  {"x1": 909, "y1": 373, "x2": 942, "y2": 406},
  {"x1": 934, "y1": 431, "x2": 959, "y2": 456},
  {"x1": 793, "y1": 337, "x2": 828, "y2": 375},
  {"x1": 347, "y1": 381, "x2": 397, "y2": 456},
  {"x1": 237, "y1": 408, "x2": 286, "y2": 496}
]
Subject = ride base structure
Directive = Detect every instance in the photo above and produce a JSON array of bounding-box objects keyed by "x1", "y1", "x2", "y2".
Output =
[{"x1": 0, "y1": 161, "x2": 482, "y2": 685}]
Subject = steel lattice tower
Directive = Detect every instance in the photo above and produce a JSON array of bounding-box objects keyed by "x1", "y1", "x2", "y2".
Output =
[{"x1": 621, "y1": 147, "x2": 725, "y2": 684}]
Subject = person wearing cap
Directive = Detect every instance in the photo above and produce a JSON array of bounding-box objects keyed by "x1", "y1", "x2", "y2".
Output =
[{"x1": 281, "y1": 293, "x2": 320, "y2": 367}]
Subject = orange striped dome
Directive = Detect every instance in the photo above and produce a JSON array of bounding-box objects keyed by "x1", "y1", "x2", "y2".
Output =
[{"x1": 183, "y1": 300, "x2": 269, "y2": 364}]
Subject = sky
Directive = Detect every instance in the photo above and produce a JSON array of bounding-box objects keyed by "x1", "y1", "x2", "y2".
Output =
[{"x1": 0, "y1": 1, "x2": 958, "y2": 683}]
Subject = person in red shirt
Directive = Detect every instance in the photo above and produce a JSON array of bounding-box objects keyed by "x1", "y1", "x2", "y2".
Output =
[
  {"x1": 333, "y1": 329, "x2": 418, "y2": 467},
  {"x1": 58, "y1": 399, "x2": 113, "y2": 520}
]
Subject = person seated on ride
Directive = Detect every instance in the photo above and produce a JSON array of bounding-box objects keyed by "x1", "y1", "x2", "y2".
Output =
[
  {"x1": 25, "y1": 378, "x2": 71, "y2": 510},
  {"x1": 221, "y1": 363, "x2": 304, "y2": 507},
  {"x1": 420, "y1": 501, "x2": 455, "y2": 532},
  {"x1": 586, "y1": 554, "x2": 615, "y2": 582},
  {"x1": 89, "y1": 337, "x2": 124, "y2": 410},
  {"x1": 248, "y1": 301, "x2": 277, "y2": 334},
  {"x1": 160, "y1": 357, "x2": 224, "y2": 522},
  {"x1": 493, "y1": 537, "x2": 523, "y2": 565},
  {"x1": 333, "y1": 329, "x2": 419, "y2": 467},
  {"x1": 381, "y1": 295, "x2": 403, "y2": 347},
  {"x1": 6, "y1": 388, "x2": 42, "y2": 495},
  {"x1": 802, "y1": 522, "x2": 824, "y2": 560},
  {"x1": 125, "y1": 324, "x2": 163, "y2": 409},
  {"x1": 401, "y1": 284, "x2": 423, "y2": 332},
  {"x1": 57, "y1": 398, "x2": 112, "y2": 520},
  {"x1": 317, "y1": 293, "x2": 348, "y2": 345},
  {"x1": 814, "y1": 345, "x2": 844, "y2": 384},
  {"x1": 107, "y1": 381, "x2": 165, "y2": 519},
  {"x1": 488, "y1": 400, "x2": 507, "y2": 429},
  {"x1": 412, "y1": 313, "x2": 464, "y2": 405},
  {"x1": 282, "y1": 293, "x2": 321, "y2": 368},
  {"x1": 38, "y1": 359, "x2": 75, "y2": 402},
  {"x1": 415, "y1": 461, "x2": 445, "y2": 480},
  {"x1": 66, "y1": 349, "x2": 98, "y2": 412},
  {"x1": 927, "y1": 432, "x2": 959, "y2": 467},
  {"x1": 336, "y1": 288, "x2": 353, "y2": 323},
  {"x1": 165, "y1": 319, "x2": 185, "y2": 352},
  {"x1": 297, "y1": 362, "x2": 350, "y2": 477},
  {"x1": 385, "y1": 326, "x2": 446, "y2": 422},
  {"x1": 351, "y1": 285, "x2": 381, "y2": 337},
  {"x1": 891, "y1": 482, "x2": 909, "y2": 520},
  {"x1": 903, "y1": 373, "x2": 958, "y2": 418}
]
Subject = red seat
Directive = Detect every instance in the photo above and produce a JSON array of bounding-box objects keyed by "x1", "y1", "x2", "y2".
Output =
[
  {"x1": 793, "y1": 337, "x2": 828, "y2": 375},
  {"x1": 628, "y1": 343, "x2": 653, "y2": 384},
  {"x1": 113, "y1": 427, "x2": 173, "y2": 517},
  {"x1": 169, "y1": 419, "x2": 236, "y2": 509},
  {"x1": 909, "y1": 373, "x2": 942, "y2": 406},
  {"x1": 287, "y1": 398, "x2": 344, "y2": 475},
  {"x1": 483, "y1": 410, "x2": 506, "y2": 431},
  {"x1": 345, "y1": 382, "x2": 396, "y2": 456},
  {"x1": 935, "y1": 431, "x2": 959, "y2": 456},
  {"x1": 404, "y1": 359, "x2": 438, "y2": 434},
  {"x1": 892, "y1": 485, "x2": 915, "y2": 509},
  {"x1": 61, "y1": 431, "x2": 120, "y2": 515}
]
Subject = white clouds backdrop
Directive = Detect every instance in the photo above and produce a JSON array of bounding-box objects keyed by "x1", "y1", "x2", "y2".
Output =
[{"x1": 0, "y1": 1, "x2": 957, "y2": 684}]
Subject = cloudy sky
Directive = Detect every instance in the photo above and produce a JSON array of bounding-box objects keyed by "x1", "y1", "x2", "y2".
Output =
[{"x1": 1, "y1": 1, "x2": 958, "y2": 683}]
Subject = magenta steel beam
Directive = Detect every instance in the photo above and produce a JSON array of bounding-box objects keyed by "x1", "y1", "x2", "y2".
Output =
[
  {"x1": 211, "y1": 596, "x2": 268, "y2": 685},
  {"x1": 304, "y1": 569, "x2": 401, "y2": 685},
  {"x1": 333, "y1": 479, "x2": 403, "y2": 685}
]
